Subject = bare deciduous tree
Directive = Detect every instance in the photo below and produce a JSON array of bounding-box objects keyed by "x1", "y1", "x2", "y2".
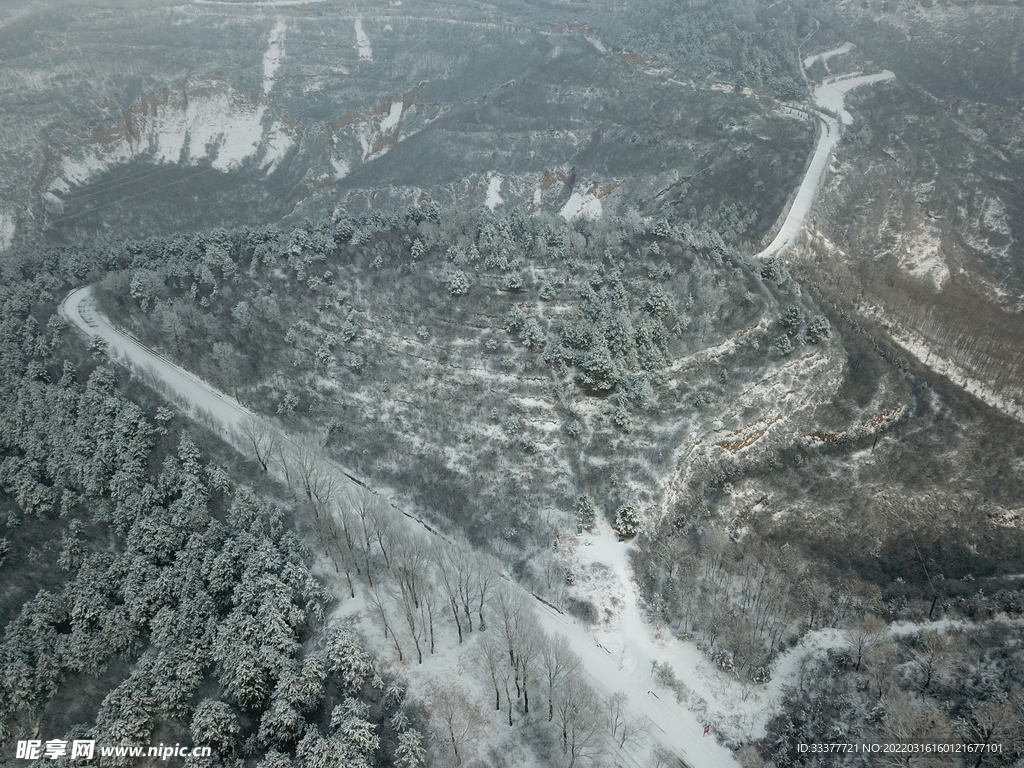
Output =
[
  {"x1": 554, "y1": 673, "x2": 603, "y2": 767},
  {"x1": 849, "y1": 614, "x2": 888, "y2": 672},
  {"x1": 472, "y1": 631, "x2": 509, "y2": 715},
  {"x1": 430, "y1": 682, "x2": 484, "y2": 766},
  {"x1": 541, "y1": 633, "x2": 581, "y2": 722},
  {"x1": 470, "y1": 552, "x2": 498, "y2": 632},
  {"x1": 234, "y1": 414, "x2": 282, "y2": 473},
  {"x1": 964, "y1": 698, "x2": 1023, "y2": 768},
  {"x1": 437, "y1": 542, "x2": 475, "y2": 642},
  {"x1": 512, "y1": 610, "x2": 543, "y2": 716},
  {"x1": 367, "y1": 584, "x2": 403, "y2": 663},
  {"x1": 881, "y1": 689, "x2": 954, "y2": 768},
  {"x1": 607, "y1": 692, "x2": 649, "y2": 749}
]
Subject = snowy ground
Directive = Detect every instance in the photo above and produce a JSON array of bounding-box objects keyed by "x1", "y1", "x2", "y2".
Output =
[
  {"x1": 560, "y1": 187, "x2": 602, "y2": 221},
  {"x1": 485, "y1": 174, "x2": 504, "y2": 210}
]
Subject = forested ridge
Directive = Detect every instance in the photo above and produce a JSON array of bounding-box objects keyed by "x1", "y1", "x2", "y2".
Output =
[
  {"x1": 0, "y1": 252, "x2": 424, "y2": 765},
  {"x1": 90, "y1": 205, "x2": 1024, "y2": 763}
]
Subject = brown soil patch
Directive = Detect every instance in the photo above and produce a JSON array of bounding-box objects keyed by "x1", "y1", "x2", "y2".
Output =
[{"x1": 717, "y1": 415, "x2": 782, "y2": 453}]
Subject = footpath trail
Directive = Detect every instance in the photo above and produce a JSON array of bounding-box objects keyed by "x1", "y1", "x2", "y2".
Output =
[{"x1": 61, "y1": 285, "x2": 738, "y2": 768}]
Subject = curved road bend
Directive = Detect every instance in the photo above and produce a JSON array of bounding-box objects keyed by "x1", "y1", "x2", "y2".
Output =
[{"x1": 755, "y1": 63, "x2": 895, "y2": 260}]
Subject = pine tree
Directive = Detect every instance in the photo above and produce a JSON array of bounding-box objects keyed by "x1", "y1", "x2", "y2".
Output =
[
  {"x1": 613, "y1": 503, "x2": 642, "y2": 538},
  {"x1": 394, "y1": 729, "x2": 426, "y2": 768}
]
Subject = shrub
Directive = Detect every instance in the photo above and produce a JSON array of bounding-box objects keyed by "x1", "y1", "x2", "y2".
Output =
[
  {"x1": 446, "y1": 270, "x2": 469, "y2": 296},
  {"x1": 805, "y1": 314, "x2": 831, "y2": 343},
  {"x1": 614, "y1": 503, "x2": 643, "y2": 537}
]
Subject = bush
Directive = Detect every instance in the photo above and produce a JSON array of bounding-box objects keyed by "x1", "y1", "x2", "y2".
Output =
[
  {"x1": 614, "y1": 503, "x2": 643, "y2": 538},
  {"x1": 805, "y1": 315, "x2": 831, "y2": 343},
  {"x1": 446, "y1": 270, "x2": 470, "y2": 296}
]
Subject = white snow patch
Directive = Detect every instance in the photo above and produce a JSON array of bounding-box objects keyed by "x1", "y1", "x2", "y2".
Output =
[
  {"x1": 485, "y1": 174, "x2": 503, "y2": 210},
  {"x1": 203, "y1": 103, "x2": 267, "y2": 172},
  {"x1": 379, "y1": 100, "x2": 403, "y2": 132},
  {"x1": 901, "y1": 224, "x2": 949, "y2": 289},
  {"x1": 356, "y1": 126, "x2": 372, "y2": 160},
  {"x1": 262, "y1": 18, "x2": 287, "y2": 95},
  {"x1": 559, "y1": 188, "x2": 602, "y2": 220},
  {"x1": 354, "y1": 18, "x2": 372, "y2": 61},
  {"x1": 330, "y1": 155, "x2": 350, "y2": 179},
  {"x1": 0, "y1": 211, "x2": 14, "y2": 251},
  {"x1": 261, "y1": 121, "x2": 296, "y2": 174},
  {"x1": 58, "y1": 155, "x2": 111, "y2": 190},
  {"x1": 802, "y1": 42, "x2": 855, "y2": 69}
]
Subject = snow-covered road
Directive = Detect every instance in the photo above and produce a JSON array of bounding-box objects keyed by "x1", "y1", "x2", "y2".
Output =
[
  {"x1": 60, "y1": 287, "x2": 250, "y2": 434},
  {"x1": 754, "y1": 111, "x2": 839, "y2": 260},
  {"x1": 754, "y1": 56, "x2": 895, "y2": 260}
]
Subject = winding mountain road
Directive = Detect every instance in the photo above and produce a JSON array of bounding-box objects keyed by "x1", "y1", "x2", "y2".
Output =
[{"x1": 755, "y1": 60, "x2": 895, "y2": 260}]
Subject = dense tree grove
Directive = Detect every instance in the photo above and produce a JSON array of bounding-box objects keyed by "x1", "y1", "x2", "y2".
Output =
[
  {"x1": 5, "y1": 185, "x2": 1022, "y2": 765},
  {"x1": 0, "y1": 250, "x2": 422, "y2": 765}
]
